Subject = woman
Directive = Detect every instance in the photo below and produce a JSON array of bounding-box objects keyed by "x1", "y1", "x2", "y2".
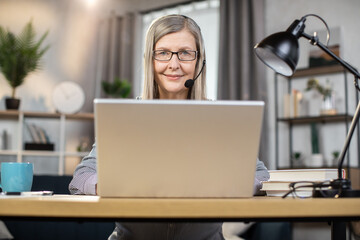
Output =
[
  {"x1": 69, "y1": 14, "x2": 269, "y2": 240},
  {"x1": 142, "y1": 14, "x2": 206, "y2": 100}
]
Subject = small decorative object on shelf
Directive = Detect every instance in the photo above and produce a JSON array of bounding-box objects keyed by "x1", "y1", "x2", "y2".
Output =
[
  {"x1": 331, "y1": 150, "x2": 340, "y2": 167},
  {"x1": 291, "y1": 151, "x2": 304, "y2": 167},
  {"x1": 77, "y1": 137, "x2": 91, "y2": 152},
  {"x1": 1, "y1": 130, "x2": 9, "y2": 150},
  {"x1": 305, "y1": 78, "x2": 336, "y2": 115}
]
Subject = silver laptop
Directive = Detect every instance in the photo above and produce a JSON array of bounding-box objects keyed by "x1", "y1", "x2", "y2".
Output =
[{"x1": 94, "y1": 99, "x2": 264, "y2": 198}]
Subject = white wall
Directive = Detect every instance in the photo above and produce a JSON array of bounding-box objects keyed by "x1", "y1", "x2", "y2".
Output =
[{"x1": 264, "y1": 0, "x2": 360, "y2": 170}]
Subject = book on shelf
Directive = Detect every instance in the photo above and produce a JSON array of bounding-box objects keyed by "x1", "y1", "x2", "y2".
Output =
[
  {"x1": 25, "y1": 123, "x2": 50, "y2": 144},
  {"x1": 34, "y1": 125, "x2": 48, "y2": 143},
  {"x1": 283, "y1": 89, "x2": 303, "y2": 118},
  {"x1": 25, "y1": 123, "x2": 41, "y2": 143}
]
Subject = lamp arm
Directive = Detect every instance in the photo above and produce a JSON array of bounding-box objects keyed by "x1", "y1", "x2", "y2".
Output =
[{"x1": 336, "y1": 98, "x2": 360, "y2": 179}]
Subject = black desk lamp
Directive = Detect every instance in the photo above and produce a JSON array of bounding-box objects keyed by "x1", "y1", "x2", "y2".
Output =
[{"x1": 254, "y1": 14, "x2": 360, "y2": 197}]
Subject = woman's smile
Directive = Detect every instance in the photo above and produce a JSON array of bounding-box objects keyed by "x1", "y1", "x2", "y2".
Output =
[{"x1": 164, "y1": 74, "x2": 184, "y2": 80}]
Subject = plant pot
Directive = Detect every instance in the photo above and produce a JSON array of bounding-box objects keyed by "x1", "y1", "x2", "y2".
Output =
[
  {"x1": 310, "y1": 153, "x2": 324, "y2": 167},
  {"x1": 5, "y1": 98, "x2": 21, "y2": 110}
]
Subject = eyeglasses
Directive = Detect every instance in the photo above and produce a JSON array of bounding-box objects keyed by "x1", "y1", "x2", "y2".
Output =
[
  {"x1": 282, "y1": 181, "x2": 340, "y2": 198},
  {"x1": 153, "y1": 50, "x2": 198, "y2": 61}
]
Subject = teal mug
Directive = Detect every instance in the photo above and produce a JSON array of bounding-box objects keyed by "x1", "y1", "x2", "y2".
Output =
[{"x1": 0, "y1": 162, "x2": 34, "y2": 192}]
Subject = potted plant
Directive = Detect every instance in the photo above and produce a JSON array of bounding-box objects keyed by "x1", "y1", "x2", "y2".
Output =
[
  {"x1": 331, "y1": 150, "x2": 340, "y2": 167},
  {"x1": 305, "y1": 78, "x2": 336, "y2": 115},
  {"x1": 291, "y1": 151, "x2": 304, "y2": 167},
  {"x1": 309, "y1": 122, "x2": 323, "y2": 167},
  {"x1": 102, "y1": 77, "x2": 131, "y2": 98},
  {"x1": 0, "y1": 21, "x2": 49, "y2": 110}
]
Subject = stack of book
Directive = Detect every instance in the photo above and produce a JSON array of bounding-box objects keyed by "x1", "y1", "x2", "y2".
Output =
[
  {"x1": 25, "y1": 123, "x2": 54, "y2": 151},
  {"x1": 261, "y1": 169, "x2": 344, "y2": 197}
]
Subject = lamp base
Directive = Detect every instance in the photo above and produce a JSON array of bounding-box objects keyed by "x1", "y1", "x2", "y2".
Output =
[
  {"x1": 313, "y1": 178, "x2": 360, "y2": 198},
  {"x1": 313, "y1": 189, "x2": 360, "y2": 198},
  {"x1": 339, "y1": 189, "x2": 360, "y2": 198}
]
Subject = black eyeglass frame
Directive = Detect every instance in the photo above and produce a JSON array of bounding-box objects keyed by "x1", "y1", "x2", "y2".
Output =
[
  {"x1": 153, "y1": 50, "x2": 198, "y2": 61},
  {"x1": 281, "y1": 180, "x2": 338, "y2": 199}
]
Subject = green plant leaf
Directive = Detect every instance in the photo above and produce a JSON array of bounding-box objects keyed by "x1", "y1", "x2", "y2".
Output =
[
  {"x1": 102, "y1": 77, "x2": 132, "y2": 98},
  {"x1": 306, "y1": 78, "x2": 332, "y2": 97},
  {"x1": 311, "y1": 123, "x2": 320, "y2": 154},
  {"x1": 0, "y1": 20, "x2": 49, "y2": 98}
]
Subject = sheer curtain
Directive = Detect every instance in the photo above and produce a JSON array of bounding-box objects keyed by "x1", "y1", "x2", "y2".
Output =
[
  {"x1": 95, "y1": 12, "x2": 135, "y2": 98},
  {"x1": 217, "y1": 0, "x2": 268, "y2": 164}
]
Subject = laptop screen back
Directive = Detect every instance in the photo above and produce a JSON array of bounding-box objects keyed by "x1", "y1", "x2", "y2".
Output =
[{"x1": 95, "y1": 99, "x2": 264, "y2": 198}]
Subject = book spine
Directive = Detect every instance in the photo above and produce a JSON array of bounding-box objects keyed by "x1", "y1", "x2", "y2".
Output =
[
  {"x1": 26, "y1": 123, "x2": 41, "y2": 143},
  {"x1": 34, "y1": 126, "x2": 48, "y2": 144}
]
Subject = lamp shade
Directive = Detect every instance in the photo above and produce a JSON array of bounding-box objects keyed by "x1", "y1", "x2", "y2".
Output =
[{"x1": 254, "y1": 31, "x2": 299, "y2": 77}]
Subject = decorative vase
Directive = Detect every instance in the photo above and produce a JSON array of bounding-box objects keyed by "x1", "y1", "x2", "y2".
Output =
[
  {"x1": 320, "y1": 94, "x2": 336, "y2": 115},
  {"x1": 5, "y1": 98, "x2": 20, "y2": 110}
]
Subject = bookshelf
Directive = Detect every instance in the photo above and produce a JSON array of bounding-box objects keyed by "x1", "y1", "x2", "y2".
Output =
[
  {"x1": 274, "y1": 64, "x2": 360, "y2": 170},
  {"x1": 0, "y1": 110, "x2": 94, "y2": 175},
  {"x1": 278, "y1": 114, "x2": 353, "y2": 124}
]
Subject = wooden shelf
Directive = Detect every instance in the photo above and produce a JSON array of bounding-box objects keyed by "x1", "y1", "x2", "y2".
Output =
[
  {"x1": 65, "y1": 152, "x2": 89, "y2": 157},
  {"x1": 0, "y1": 110, "x2": 20, "y2": 119},
  {"x1": 277, "y1": 114, "x2": 353, "y2": 124},
  {"x1": 0, "y1": 151, "x2": 88, "y2": 158},
  {"x1": 65, "y1": 112, "x2": 94, "y2": 120},
  {"x1": 21, "y1": 150, "x2": 60, "y2": 157},
  {"x1": 291, "y1": 65, "x2": 345, "y2": 78},
  {"x1": 0, "y1": 150, "x2": 18, "y2": 155},
  {"x1": 0, "y1": 110, "x2": 93, "y2": 120}
]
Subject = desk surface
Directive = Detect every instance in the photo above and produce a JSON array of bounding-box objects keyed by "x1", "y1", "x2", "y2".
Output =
[{"x1": 0, "y1": 195, "x2": 360, "y2": 220}]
